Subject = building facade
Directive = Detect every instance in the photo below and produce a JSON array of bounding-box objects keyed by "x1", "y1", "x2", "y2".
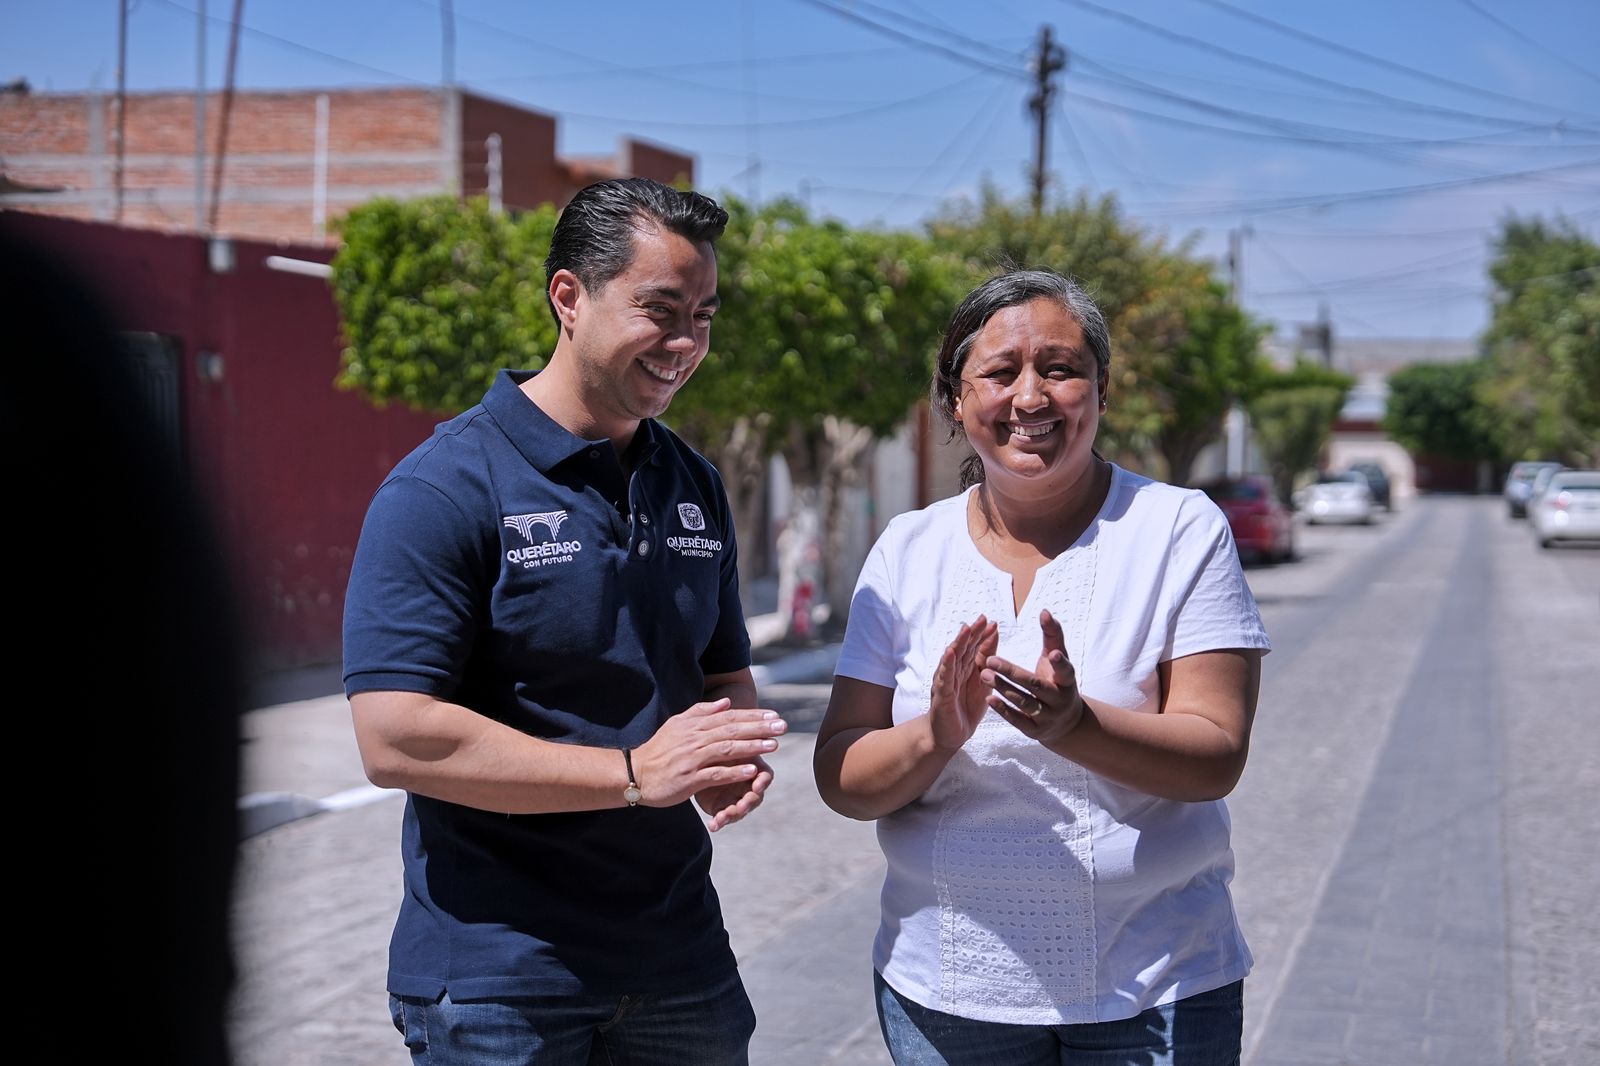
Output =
[{"x1": 1, "y1": 85, "x2": 694, "y2": 243}]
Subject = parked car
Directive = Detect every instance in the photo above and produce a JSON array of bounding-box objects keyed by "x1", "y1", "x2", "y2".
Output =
[
  {"x1": 1528, "y1": 470, "x2": 1600, "y2": 548},
  {"x1": 1297, "y1": 472, "x2": 1375, "y2": 525},
  {"x1": 1196, "y1": 475, "x2": 1295, "y2": 563},
  {"x1": 1346, "y1": 462, "x2": 1392, "y2": 511},
  {"x1": 1503, "y1": 461, "x2": 1563, "y2": 518}
]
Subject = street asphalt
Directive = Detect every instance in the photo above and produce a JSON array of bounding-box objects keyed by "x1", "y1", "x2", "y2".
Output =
[{"x1": 231, "y1": 495, "x2": 1598, "y2": 1066}]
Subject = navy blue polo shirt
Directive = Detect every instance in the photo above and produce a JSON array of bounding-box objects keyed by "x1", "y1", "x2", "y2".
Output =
[{"x1": 343, "y1": 369, "x2": 751, "y2": 999}]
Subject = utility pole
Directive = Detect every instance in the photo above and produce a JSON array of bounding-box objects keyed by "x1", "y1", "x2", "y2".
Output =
[
  {"x1": 1027, "y1": 24, "x2": 1066, "y2": 217},
  {"x1": 195, "y1": 0, "x2": 207, "y2": 230},
  {"x1": 113, "y1": 0, "x2": 128, "y2": 223},
  {"x1": 1227, "y1": 227, "x2": 1242, "y2": 304},
  {"x1": 440, "y1": 0, "x2": 456, "y2": 89},
  {"x1": 1315, "y1": 300, "x2": 1334, "y2": 368},
  {"x1": 207, "y1": 0, "x2": 244, "y2": 234},
  {"x1": 1225, "y1": 224, "x2": 1252, "y2": 478}
]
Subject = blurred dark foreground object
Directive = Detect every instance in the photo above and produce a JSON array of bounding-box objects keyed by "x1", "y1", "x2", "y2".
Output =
[{"x1": 0, "y1": 217, "x2": 243, "y2": 1066}]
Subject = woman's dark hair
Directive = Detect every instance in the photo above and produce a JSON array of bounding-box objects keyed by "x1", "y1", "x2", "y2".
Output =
[
  {"x1": 931, "y1": 269, "x2": 1112, "y2": 488},
  {"x1": 544, "y1": 177, "x2": 729, "y2": 321}
]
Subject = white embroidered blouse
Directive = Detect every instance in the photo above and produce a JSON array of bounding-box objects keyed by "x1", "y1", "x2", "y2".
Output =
[{"x1": 834, "y1": 465, "x2": 1271, "y2": 1024}]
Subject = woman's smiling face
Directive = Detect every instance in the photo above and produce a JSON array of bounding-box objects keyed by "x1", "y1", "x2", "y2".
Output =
[{"x1": 956, "y1": 297, "x2": 1107, "y2": 492}]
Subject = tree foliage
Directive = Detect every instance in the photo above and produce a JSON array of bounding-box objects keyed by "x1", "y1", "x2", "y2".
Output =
[
  {"x1": 1478, "y1": 215, "x2": 1600, "y2": 465},
  {"x1": 327, "y1": 187, "x2": 1279, "y2": 622},
  {"x1": 688, "y1": 195, "x2": 965, "y2": 621},
  {"x1": 1247, "y1": 360, "x2": 1354, "y2": 505},
  {"x1": 331, "y1": 196, "x2": 558, "y2": 412},
  {"x1": 680, "y1": 194, "x2": 964, "y2": 458},
  {"x1": 1146, "y1": 280, "x2": 1270, "y2": 485},
  {"x1": 1383, "y1": 359, "x2": 1500, "y2": 462},
  {"x1": 925, "y1": 184, "x2": 1264, "y2": 474}
]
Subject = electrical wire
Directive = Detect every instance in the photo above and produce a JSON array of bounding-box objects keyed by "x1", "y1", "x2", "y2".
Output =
[
  {"x1": 1188, "y1": 0, "x2": 1600, "y2": 120},
  {"x1": 1452, "y1": 0, "x2": 1600, "y2": 87},
  {"x1": 789, "y1": 0, "x2": 1028, "y2": 81},
  {"x1": 148, "y1": 0, "x2": 429, "y2": 84}
]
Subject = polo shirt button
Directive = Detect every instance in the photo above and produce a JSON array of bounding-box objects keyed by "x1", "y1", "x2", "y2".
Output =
[
  {"x1": 640, "y1": 514, "x2": 650, "y2": 525},
  {"x1": 637, "y1": 541, "x2": 650, "y2": 557},
  {"x1": 588, "y1": 448, "x2": 600, "y2": 459}
]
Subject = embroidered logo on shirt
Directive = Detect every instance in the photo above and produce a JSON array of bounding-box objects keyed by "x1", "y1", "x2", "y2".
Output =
[
  {"x1": 505, "y1": 511, "x2": 569, "y2": 540},
  {"x1": 677, "y1": 503, "x2": 706, "y2": 531},
  {"x1": 504, "y1": 511, "x2": 582, "y2": 569}
]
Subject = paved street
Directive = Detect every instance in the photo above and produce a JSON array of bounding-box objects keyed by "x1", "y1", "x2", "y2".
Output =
[{"x1": 232, "y1": 495, "x2": 1598, "y2": 1065}]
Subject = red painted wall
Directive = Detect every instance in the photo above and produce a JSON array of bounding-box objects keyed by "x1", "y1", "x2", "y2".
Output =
[
  {"x1": 4, "y1": 212, "x2": 443, "y2": 671},
  {"x1": 459, "y1": 92, "x2": 564, "y2": 211}
]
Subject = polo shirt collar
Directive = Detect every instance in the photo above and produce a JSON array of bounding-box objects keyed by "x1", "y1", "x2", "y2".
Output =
[{"x1": 484, "y1": 369, "x2": 665, "y2": 473}]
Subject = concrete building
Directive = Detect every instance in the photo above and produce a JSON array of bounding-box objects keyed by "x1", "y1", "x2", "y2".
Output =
[{"x1": 0, "y1": 85, "x2": 694, "y2": 243}]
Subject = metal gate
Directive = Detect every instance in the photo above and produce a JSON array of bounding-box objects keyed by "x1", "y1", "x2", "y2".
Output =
[{"x1": 118, "y1": 331, "x2": 183, "y2": 452}]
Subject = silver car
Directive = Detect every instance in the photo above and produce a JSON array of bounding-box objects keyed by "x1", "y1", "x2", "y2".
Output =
[
  {"x1": 1503, "y1": 461, "x2": 1563, "y2": 518},
  {"x1": 1297, "y1": 472, "x2": 1375, "y2": 525},
  {"x1": 1529, "y1": 470, "x2": 1600, "y2": 548}
]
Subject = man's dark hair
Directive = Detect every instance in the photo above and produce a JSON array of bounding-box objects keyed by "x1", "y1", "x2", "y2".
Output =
[{"x1": 544, "y1": 177, "x2": 729, "y2": 321}]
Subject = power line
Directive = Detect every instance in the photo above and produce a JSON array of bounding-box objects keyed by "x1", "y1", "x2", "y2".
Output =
[
  {"x1": 1452, "y1": 0, "x2": 1600, "y2": 88},
  {"x1": 1189, "y1": 0, "x2": 1600, "y2": 120},
  {"x1": 1250, "y1": 244, "x2": 1488, "y2": 297},
  {"x1": 1072, "y1": 55, "x2": 1600, "y2": 148},
  {"x1": 1056, "y1": 0, "x2": 1593, "y2": 127},
  {"x1": 1054, "y1": 104, "x2": 1099, "y2": 192},
  {"x1": 1133, "y1": 156, "x2": 1600, "y2": 219},
  {"x1": 871, "y1": 74, "x2": 1015, "y2": 222},
  {"x1": 549, "y1": 70, "x2": 993, "y2": 132},
  {"x1": 469, "y1": 44, "x2": 920, "y2": 86},
  {"x1": 1057, "y1": 79, "x2": 1600, "y2": 181},
  {"x1": 1070, "y1": 59, "x2": 1574, "y2": 149},
  {"x1": 1068, "y1": 59, "x2": 1600, "y2": 187},
  {"x1": 409, "y1": 0, "x2": 953, "y2": 108},
  {"x1": 148, "y1": 0, "x2": 428, "y2": 85},
  {"x1": 804, "y1": 0, "x2": 1023, "y2": 65},
  {"x1": 789, "y1": 0, "x2": 1028, "y2": 81}
]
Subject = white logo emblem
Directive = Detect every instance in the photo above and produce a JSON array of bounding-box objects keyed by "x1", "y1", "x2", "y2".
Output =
[
  {"x1": 504, "y1": 511, "x2": 582, "y2": 570},
  {"x1": 504, "y1": 511, "x2": 569, "y2": 542},
  {"x1": 677, "y1": 503, "x2": 705, "y2": 531}
]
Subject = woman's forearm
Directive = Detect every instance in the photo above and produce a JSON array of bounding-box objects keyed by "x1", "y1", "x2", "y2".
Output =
[
  {"x1": 1041, "y1": 700, "x2": 1249, "y2": 801},
  {"x1": 814, "y1": 715, "x2": 957, "y2": 820}
]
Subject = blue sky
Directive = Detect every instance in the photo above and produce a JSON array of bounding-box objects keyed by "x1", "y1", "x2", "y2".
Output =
[{"x1": 6, "y1": 0, "x2": 1599, "y2": 341}]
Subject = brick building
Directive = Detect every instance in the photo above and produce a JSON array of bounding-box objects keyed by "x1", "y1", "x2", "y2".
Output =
[{"x1": 0, "y1": 85, "x2": 694, "y2": 242}]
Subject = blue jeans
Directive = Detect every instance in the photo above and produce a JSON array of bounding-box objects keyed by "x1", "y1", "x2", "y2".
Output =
[
  {"x1": 388, "y1": 970, "x2": 756, "y2": 1065},
  {"x1": 875, "y1": 972, "x2": 1243, "y2": 1066}
]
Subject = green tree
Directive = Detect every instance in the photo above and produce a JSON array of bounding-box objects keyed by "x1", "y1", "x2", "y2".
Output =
[
  {"x1": 1383, "y1": 360, "x2": 1500, "y2": 462},
  {"x1": 1146, "y1": 278, "x2": 1270, "y2": 486},
  {"x1": 925, "y1": 183, "x2": 1228, "y2": 468},
  {"x1": 1247, "y1": 359, "x2": 1354, "y2": 505},
  {"x1": 696, "y1": 196, "x2": 965, "y2": 626},
  {"x1": 332, "y1": 196, "x2": 559, "y2": 412},
  {"x1": 1479, "y1": 215, "x2": 1600, "y2": 465}
]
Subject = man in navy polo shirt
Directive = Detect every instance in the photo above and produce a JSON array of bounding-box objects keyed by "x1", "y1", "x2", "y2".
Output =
[{"x1": 343, "y1": 178, "x2": 787, "y2": 1065}]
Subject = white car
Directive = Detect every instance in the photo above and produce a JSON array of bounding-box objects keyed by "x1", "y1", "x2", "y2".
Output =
[
  {"x1": 1297, "y1": 472, "x2": 1375, "y2": 525},
  {"x1": 1529, "y1": 470, "x2": 1600, "y2": 548}
]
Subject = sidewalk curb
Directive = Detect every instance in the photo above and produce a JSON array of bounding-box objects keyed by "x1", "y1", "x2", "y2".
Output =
[{"x1": 237, "y1": 784, "x2": 395, "y2": 839}]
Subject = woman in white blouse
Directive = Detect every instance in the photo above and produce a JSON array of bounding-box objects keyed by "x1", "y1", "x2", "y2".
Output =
[{"x1": 814, "y1": 269, "x2": 1270, "y2": 1065}]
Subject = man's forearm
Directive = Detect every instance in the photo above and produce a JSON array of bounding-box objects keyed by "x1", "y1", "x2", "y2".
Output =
[{"x1": 352, "y1": 691, "x2": 634, "y2": 814}]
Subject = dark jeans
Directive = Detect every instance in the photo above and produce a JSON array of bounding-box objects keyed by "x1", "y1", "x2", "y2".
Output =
[
  {"x1": 389, "y1": 970, "x2": 755, "y2": 1066},
  {"x1": 875, "y1": 971, "x2": 1244, "y2": 1066}
]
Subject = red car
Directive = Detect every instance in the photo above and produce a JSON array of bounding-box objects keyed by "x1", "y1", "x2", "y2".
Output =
[{"x1": 1196, "y1": 475, "x2": 1296, "y2": 564}]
